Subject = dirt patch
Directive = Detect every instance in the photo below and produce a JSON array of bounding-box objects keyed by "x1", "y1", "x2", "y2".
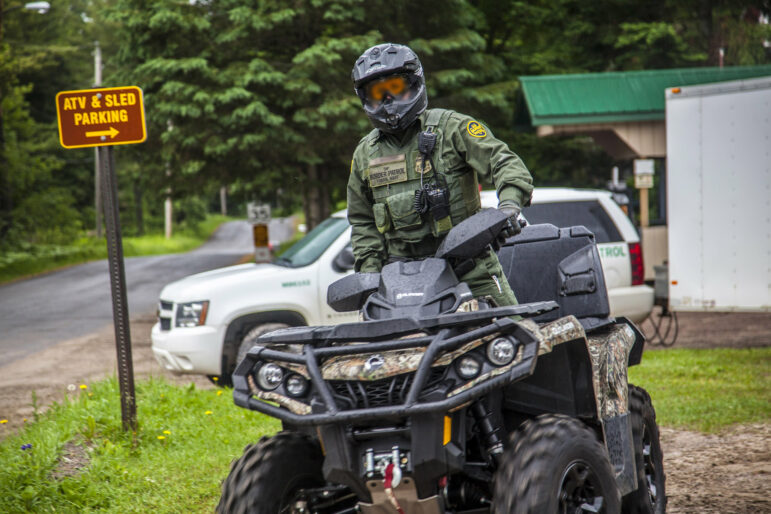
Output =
[
  {"x1": 661, "y1": 424, "x2": 771, "y2": 513},
  {"x1": 0, "y1": 312, "x2": 768, "y2": 511},
  {"x1": 50, "y1": 438, "x2": 94, "y2": 480}
]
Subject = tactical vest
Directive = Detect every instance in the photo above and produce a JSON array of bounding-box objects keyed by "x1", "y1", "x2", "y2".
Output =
[{"x1": 364, "y1": 109, "x2": 482, "y2": 255}]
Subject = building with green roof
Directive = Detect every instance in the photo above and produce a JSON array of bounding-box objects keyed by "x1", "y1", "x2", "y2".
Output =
[{"x1": 519, "y1": 65, "x2": 771, "y2": 159}]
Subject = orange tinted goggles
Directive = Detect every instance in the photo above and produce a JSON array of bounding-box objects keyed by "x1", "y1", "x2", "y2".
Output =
[{"x1": 366, "y1": 75, "x2": 409, "y2": 102}]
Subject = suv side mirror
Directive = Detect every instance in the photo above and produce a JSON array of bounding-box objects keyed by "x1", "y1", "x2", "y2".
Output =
[{"x1": 332, "y1": 245, "x2": 355, "y2": 273}]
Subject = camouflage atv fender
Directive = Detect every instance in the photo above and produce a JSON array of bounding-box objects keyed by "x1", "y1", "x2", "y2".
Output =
[{"x1": 524, "y1": 316, "x2": 639, "y2": 496}]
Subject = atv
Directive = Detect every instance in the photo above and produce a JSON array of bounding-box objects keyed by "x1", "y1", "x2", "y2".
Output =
[{"x1": 218, "y1": 209, "x2": 666, "y2": 513}]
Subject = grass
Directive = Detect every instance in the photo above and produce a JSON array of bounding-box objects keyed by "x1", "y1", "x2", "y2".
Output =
[
  {"x1": 0, "y1": 215, "x2": 235, "y2": 285},
  {"x1": 629, "y1": 347, "x2": 771, "y2": 432},
  {"x1": 0, "y1": 377, "x2": 280, "y2": 513}
]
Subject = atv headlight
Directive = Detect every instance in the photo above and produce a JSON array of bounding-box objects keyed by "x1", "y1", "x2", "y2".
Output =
[
  {"x1": 487, "y1": 337, "x2": 516, "y2": 366},
  {"x1": 285, "y1": 374, "x2": 309, "y2": 397},
  {"x1": 256, "y1": 363, "x2": 284, "y2": 390},
  {"x1": 175, "y1": 301, "x2": 209, "y2": 327},
  {"x1": 456, "y1": 356, "x2": 481, "y2": 379}
]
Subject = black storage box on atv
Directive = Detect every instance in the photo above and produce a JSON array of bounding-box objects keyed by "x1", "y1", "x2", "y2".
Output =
[{"x1": 498, "y1": 223, "x2": 611, "y2": 330}]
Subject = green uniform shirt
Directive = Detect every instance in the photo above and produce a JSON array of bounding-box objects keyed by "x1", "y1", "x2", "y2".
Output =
[{"x1": 347, "y1": 108, "x2": 533, "y2": 277}]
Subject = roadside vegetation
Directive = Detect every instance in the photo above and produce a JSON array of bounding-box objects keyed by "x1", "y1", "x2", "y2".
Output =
[
  {"x1": 0, "y1": 378, "x2": 278, "y2": 513},
  {"x1": 0, "y1": 347, "x2": 767, "y2": 511},
  {"x1": 0, "y1": 215, "x2": 234, "y2": 285}
]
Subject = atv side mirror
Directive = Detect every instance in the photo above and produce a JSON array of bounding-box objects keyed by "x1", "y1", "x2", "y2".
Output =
[
  {"x1": 332, "y1": 245, "x2": 355, "y2": 273},
  {"x1": 327, "y1": 272, "x2": 380, "y2": 312}
]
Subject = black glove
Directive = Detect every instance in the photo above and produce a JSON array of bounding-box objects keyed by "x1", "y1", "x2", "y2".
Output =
[{"x1": 498, "y1": 203, "x2": 522, "y2": 236}]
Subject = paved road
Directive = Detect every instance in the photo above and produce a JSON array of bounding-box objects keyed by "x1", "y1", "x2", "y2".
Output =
[{"x1": 0, "y1": 220, "x2": 257, "y2": 366}]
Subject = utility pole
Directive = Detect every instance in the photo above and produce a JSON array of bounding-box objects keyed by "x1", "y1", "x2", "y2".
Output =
[
  {"x1": 164, "y1": 120, "x2": 172, "y2": 239},
  {"x1": 164, "y1": 163, "x2": 172, "y2": 239},
  {"x1": 220, "y1": 185, "x2": 227, "y2": 216},
  {"x1": 94, "y1": 40, "x2": 102, "y2": 237}
]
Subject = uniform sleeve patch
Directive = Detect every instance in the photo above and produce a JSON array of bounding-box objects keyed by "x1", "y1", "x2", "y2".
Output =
[{"x1": 466, "y1": 120, "x2": 487, "y2": 138}]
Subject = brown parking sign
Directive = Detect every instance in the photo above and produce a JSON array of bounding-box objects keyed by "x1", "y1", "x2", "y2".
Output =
[{"x1": 56, "y1": 86, "x2": 147, "y2": 149}]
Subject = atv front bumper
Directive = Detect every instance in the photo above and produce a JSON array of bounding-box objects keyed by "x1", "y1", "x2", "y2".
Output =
[{"x1": 231, "y1": 302, "x2": 556, "y2": 425}]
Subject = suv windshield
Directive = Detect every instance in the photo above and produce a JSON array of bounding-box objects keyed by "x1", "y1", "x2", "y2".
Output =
[
  {"x1": 523, "y1": 200, "x2": 622, "y2": 243},
  {"x1": 274, "y1": 217, "x2": 349, "y2": 268}
]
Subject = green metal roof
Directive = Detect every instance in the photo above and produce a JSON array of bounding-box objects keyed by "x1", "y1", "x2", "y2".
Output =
[{"x1": 520, "y1": 65, "x2": 771, "y2": 126}]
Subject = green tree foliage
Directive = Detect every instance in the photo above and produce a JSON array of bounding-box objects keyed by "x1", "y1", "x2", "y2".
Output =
[
  {"x1": 1, "y1": 85, "x2": 76, "y2": 244},
  {"x1": 0, "y1": 0, "x2": 98, "y2": 247},
  {"x1": 2, "y1": 0, "x2": 769, "y2": 244},
  {"x1": 107, "y1": 0, "x2": 532, "y2": 226}
]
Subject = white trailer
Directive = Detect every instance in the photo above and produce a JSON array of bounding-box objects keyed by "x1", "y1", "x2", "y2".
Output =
[{"x1": 665, "y1": 76, "x2": 771, "y2": 311}]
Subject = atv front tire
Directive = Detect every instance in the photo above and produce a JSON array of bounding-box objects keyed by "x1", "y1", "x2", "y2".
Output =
[
  {"x1": 217, "y1": 431, "x2": 324, "y2": 513},
  {"x1": 493, "y1": 414, "x2": 620, "y2": 514},
  {"x1": 622, "y1": 385, "x2": 666, "y2": 514}
]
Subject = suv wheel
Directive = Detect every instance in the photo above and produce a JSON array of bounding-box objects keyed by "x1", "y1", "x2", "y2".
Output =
[
  {"x1": 493, "y1": 414, "x2": 620, "y2": 513},
  {"x1": 236, "y1": 322, "x2": 289, "y2": 368}
]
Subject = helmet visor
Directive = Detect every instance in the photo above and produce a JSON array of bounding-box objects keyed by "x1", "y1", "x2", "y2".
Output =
[{"x1": 365, "y1": 75, "x2": 409, "y2": 105}]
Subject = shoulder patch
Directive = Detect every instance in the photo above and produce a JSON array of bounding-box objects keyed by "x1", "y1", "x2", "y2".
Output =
[{"x1": 466, "y1": 120, "x2": 487, "y2": 138}]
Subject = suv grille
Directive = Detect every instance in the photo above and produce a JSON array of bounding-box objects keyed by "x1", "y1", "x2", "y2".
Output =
[
  {"x1": 160, "y1": 317, "x2": 171, "y2": 331},
  {"x1": 330, "y1": 367, "x2": 446, "y2": 410}
]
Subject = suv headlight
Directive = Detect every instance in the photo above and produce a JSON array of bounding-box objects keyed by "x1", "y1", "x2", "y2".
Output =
[{"x1": 175, "y1": 301, "x2": 209, "y2": 327}]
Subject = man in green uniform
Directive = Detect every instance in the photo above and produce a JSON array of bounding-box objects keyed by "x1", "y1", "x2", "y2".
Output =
[{"x1": 347, "y1": 43, "x2": 533, "y2": 306}]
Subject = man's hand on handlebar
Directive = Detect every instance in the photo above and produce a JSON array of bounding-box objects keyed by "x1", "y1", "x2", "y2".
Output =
[{"x1": 498, "y1": 202, "x2": 523, "y2": 237}]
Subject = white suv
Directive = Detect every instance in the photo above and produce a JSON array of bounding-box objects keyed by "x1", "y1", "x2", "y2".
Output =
[{"x1": 151, "y1": 188, "x2": 653, "y2": 381}]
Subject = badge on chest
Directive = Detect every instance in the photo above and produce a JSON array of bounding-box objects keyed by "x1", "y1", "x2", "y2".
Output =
[{"x1": 368, "y1": 154, "x2": 408, "y2": 187}]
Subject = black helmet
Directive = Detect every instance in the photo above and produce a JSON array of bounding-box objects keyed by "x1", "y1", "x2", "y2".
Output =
[{"x1": 352, "y1": 43, "x2": 428, "y2": 134}]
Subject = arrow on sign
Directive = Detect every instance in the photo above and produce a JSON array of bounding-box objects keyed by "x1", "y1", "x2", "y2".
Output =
[{"x1": 86, "y1": 127, "x2": 120, "y2": 139}]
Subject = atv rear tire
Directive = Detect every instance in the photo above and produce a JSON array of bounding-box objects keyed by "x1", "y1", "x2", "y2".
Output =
[
  {"x1": 622, "y1": 385, "x2": 666, "y2": 514},
  {"x1": 493, "y1": 414, "x2": 620, "y2": 514},
  {"x1": 217, "y1": 431, "x2": 324, "y2": 513}
]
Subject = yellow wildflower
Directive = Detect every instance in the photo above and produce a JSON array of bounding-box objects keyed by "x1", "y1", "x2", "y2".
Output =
[
  {"x1": 163, "y1": 430, "x2": 171, "y2": 435},
  {"x1": 217, "y1": 390, "x2": 223, "y2": 396},
  {"x1": 0, "y1": 419, "x2": 7, "y2": 424},
  {"x1": 157, "y1": 435, "x2": 165, "y2": 440},
  {"x1": 205, "y1": 410, "x2": 212, "y2": 415},
  {"x1": 212, "y1": 377, "x2": 219, "y2": 382},
  {"x1": 79, "y1": 384, "x2": 87, "y2": 390}
]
